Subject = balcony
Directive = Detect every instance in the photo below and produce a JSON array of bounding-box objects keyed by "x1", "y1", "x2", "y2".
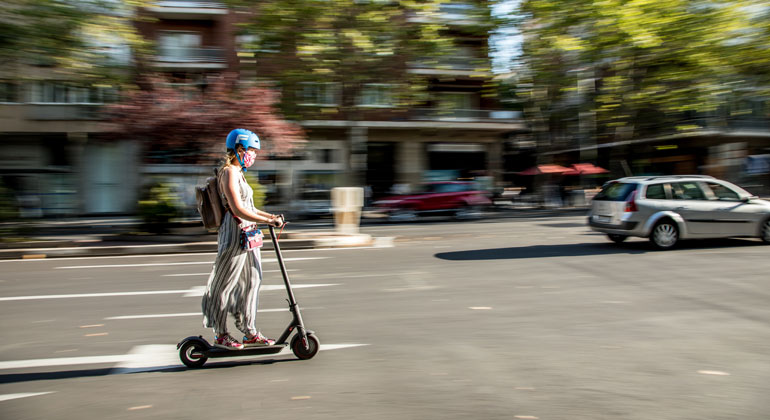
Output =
[
  {"x1": 411, "y1": 108, "x2": 522, "y2": 122},
  {"x1": 25, "y1": 104, "x2": 103, "y2": 121},
  {"x1": 147, "y1": 1, "x2": 228, "y2": 20},
  {"x1": 408, "y1": 56, "x2": 491, "y2": 77},
  {"x1": 153, "y1": 47, "x2": 227, "y2": 69},
  {"x1": 407, "y1": 2, "x2": 486, "y2": 26}
]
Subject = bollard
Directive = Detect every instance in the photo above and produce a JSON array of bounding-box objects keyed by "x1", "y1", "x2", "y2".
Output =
[{"x1": 331, "y1": 187, "x2": 364, "y2": 234}]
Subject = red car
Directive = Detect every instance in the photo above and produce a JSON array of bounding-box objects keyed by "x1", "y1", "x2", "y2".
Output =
[{"x1": 373, "y1": 181, "x2": 491, "y2": 221}]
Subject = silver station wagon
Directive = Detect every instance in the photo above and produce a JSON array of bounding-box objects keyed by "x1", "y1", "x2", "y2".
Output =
[{"x1": 588, "y1": 175, "x2": 770, "y2": 249}]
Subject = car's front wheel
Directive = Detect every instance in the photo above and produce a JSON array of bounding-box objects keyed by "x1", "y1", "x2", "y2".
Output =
[{"x1": 650, "y1": 220, "x2": 679, "y2": 249}]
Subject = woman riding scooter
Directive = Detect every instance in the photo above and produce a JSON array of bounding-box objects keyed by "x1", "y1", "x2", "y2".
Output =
[{"x1": 201, "y1": 128, "x2": 284, "y2": 350}]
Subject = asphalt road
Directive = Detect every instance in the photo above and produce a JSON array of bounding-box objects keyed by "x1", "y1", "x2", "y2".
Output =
[{"x1": 1, "y1": 216, "x2": 769, "y2": 420}]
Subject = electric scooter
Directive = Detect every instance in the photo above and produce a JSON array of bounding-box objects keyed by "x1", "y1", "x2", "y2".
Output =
[{"x1": 177, "y1": 222, "x2": 320, "y2": 368}]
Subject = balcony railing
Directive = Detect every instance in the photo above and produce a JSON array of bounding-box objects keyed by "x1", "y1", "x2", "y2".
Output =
[
  {"x1": 25, "y1": 104, "x2": 103, "y2": 121},
  {"x1": 411, "y1": 108, "x2": 522, "y2": 122},
  {"x1": 156, "y1": 47, "x2": 226, "y2": 63},
  {"x1": 148, "y1": 1, "x2": 228, "y2": 19},
  {"x1": 410, "y1": 56, "x2": 488, "y2": 71}
]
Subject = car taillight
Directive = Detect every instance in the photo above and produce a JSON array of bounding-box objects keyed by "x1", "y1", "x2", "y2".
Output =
[{"x1": 624, "y1": 190, "x2": 638, "y2": 212}]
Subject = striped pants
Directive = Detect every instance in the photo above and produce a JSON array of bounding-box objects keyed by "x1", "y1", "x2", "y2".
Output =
[{"x1": 201, "y1": 213, "x2": 263, "y2": 336}]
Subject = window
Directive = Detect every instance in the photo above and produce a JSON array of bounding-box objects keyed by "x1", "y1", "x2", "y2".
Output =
[
  {"x1": 645, "y1": 184, "x2": 666, "y2": 199},
  {"x1": 594, "y1": 182, "x2": 638, "y2": 201},
  {"x1": 0, "y1": 82, "x2": 18, "y2": 102},
  {"x1": 672, "y1": 182, "x2": 706, "y2": 200},
  {"x1": 158, "y1": 31, "x2": 202, "y2": 60},
  {"x1": 298, "y1": 82, "x2": 340, "y2": 106},
  {"x1": 358, "y1": 84, "x2": 394, "y2": 108},
  {"x1": 28, "y1": 82, "x2": 116, "y2": 104},
  {"x1": 705, "y1": 182, "x2": 740, "y2": 201},
  {"x1": 315, "y1": 149, "x2": 337, "y2": 164}
]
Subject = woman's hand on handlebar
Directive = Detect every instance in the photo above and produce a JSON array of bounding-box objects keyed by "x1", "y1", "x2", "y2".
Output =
[{"x1": 267, "y1": 214, "x2": 285, "y2": 228}]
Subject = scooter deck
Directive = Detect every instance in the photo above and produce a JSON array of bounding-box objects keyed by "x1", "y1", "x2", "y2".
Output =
[{"x1": 205, "y1": 343, "x2": 287, "y2": 358}]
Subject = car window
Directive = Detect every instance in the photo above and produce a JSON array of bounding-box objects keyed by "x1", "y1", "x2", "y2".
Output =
[
  {"x1": 644, "y1": 184, "x2": 666, "y2": 199},
  {"x1": 705, "y1": 182, "x2": 740, "y2": 201},
  {"x1": 594, "y1": 182, "x2": 638, "y2": 201},
  {"x1": 432, "y1": 183, "x2": 467, "y2": 193},
  {"x1": 672, "y1": 182, "x2": 706, "y2": 200}
]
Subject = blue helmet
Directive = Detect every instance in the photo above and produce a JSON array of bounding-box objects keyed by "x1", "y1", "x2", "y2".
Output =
[{"x1": 225, "y1": 128, "x2": 260, "y2": 151}]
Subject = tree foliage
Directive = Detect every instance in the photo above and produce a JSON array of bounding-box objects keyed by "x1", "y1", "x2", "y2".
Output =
[
  {"x1": 107, "y1": 75, "x2": 305, "y2": 164},
  {"x1": 229, "y1": 0, "x2": 495, "y2": 117},
  {"x1": 0, "y1": 0, "x2": 151, "y2": 83},
  {"x1": 516, "y1": 0, "x2": 770, "y2": 143}
]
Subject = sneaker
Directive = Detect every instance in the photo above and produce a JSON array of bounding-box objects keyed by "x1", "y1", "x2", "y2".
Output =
[
  {"x1": 243, "y1": 332, "x2": 275, "y2": 347},
  {"x1": 214, "y1": 333, "x2": 244, "y2": 350}
]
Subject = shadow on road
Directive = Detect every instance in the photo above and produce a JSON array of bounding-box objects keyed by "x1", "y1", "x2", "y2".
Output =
[
  {"x1": 0, "y1": 358, "x2": 297, "y2": 385},
  {"x1": 435, "y1": 239, "x2": 764, "y2": 261}
]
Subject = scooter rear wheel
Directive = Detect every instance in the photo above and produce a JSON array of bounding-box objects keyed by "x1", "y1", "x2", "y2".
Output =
[
  {"x1": 179, "y1": 341, "x2": 208, "y2": 368},
  {"x1": 291, "y1": 333, "x2": 320, "y2": 360}
]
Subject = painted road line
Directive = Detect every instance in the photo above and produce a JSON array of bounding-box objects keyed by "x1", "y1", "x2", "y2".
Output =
[
  {"x1": 0, "y1": 284, "x2": 339, "y2": 302},
  {"x1": 0, "y1": 392, "x2": 56, "y2": 402},
  {"x1": 0, "y1": 344, "x2": 368, "y2": 372},
  {"x1": 54, "y1": 257, "x2": 326, "y2": 270},
  {"x1": 0, "y1": 355, "x2": 126, "y2": 370},
  {"x1": 105, "y1": 307, "x2": 310, "y2": 320},
  {"x1": 163, "y1": 269, "x2": 297, "y2": 277},
  {"x1": 182, "y1": 284, "x2": 339, "y2": 297},
  {"x1": 0, "y1": 253, "x2": 218, "y2": 263}
]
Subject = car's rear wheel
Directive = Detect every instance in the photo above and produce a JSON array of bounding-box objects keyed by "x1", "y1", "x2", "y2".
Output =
[
  {"x1": 389, "y1": 208, "x2": 417, "y2": 222},
  {"x1": 650, "y1": 220, "x2": 678, "y2": 249},
  {"x1": 607, "y1": 234, "x2": 627, "y2": 243},
  {"x1": 455, "y1": 205, "x2": 483, "y2": 220},
  {"x1": 761, "y1": 218, "x2": 770, "y2": 243}
]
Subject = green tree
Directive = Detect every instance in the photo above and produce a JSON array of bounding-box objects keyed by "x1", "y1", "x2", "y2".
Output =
[
  {"x1": 515, "y1": 0, "x2": 770, "y2": 146},
  {"x1": 229, "y1": 0, "x2": 496, "y2": 119},
  {"x1": 0, "y1": 0, "x2": 151, "y2": 85}
]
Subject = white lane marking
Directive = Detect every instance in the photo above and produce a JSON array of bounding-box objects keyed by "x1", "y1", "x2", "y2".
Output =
[
  {"x1": 55, "y1": 257, "x2": 326, "y2": 270},
  {"x1": 0, "y1": 392, "x2": 56, "y2": 402},
  {"x1": 105, "y1": 307, "x2": 300, "y2": 320},
  {"x1": 0, "y1": 355, "x2": 126, "y2": 370},
  {"x1": 182, "y1": 284, "x2": 338, "y2": 297},
  {"x1": 163, "y1": 269, "x2": 296, "y2": 277},
  {"x1": 0, "y1": 284, "x2": 339, "y2": 302},
  {"x1": 0, "y1": 343, "x2": 369, "y2": 372},
  {"x1": 698, "y1": 370, "x2": 730, "y2": 376}
]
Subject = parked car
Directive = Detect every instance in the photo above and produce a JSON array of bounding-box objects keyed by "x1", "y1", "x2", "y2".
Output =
[
  {"x1": 588, "y1": 175, "x2": 770, "y2": 249},
  {"x1": 290, "y1": 189, "x2": 332, "y2": 219},
  {"x1": 373, "y1": 181, "x2": 491, "y2": 222}
]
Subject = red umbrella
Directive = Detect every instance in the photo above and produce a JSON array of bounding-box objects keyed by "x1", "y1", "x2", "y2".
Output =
[
  {"x1": 563, "y1": 163, "x2": 609, "y2": 176},
  {"x1": 516, "y1": 164, "x2": 571, "y2": 175}
]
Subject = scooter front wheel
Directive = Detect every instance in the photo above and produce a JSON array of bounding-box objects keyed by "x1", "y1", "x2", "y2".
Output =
[
  {"x1": 291, "y1": 333, "x2": 320, "y2": 360},
  {"x1": 179, "y1": 341, "x2": 209, "y2": 368}
]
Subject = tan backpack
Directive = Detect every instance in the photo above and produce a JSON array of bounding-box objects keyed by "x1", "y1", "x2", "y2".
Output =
[{"x1": 195, "y1": 169, "x2": 225, "y2": 231}]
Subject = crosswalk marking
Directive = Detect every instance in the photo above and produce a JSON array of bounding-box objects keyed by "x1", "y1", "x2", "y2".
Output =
[
  {"x1": 0, "y1": 392, "x2": 55, "y2": 402},
  {"x1": 55, "y1": 257, "x2": 326, "y2": 270},
  {"x1": 0, "y1": 284, "x2": 339, "y2": 302}
]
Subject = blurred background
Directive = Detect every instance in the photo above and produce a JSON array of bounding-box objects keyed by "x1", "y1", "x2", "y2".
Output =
[{"x1": 0, "y1": 0, "x2": 769, "y2": 230}]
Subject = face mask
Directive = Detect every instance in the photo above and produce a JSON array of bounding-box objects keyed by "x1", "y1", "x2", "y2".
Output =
[{"x1": 242, "y1": 150, "x2": 256, "y2": 168}]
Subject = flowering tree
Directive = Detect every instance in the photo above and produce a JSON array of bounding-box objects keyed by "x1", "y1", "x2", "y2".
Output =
[{"x1": 107, "y1": 74, "x2": 305, "y2": 165}]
